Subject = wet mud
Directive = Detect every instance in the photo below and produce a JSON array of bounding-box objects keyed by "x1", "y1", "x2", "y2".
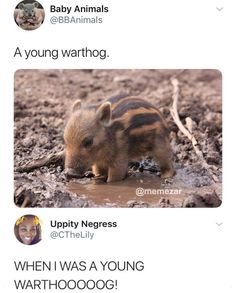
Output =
[{"x1": 14, "y1": 69, "x2": 222, "y2": 208}]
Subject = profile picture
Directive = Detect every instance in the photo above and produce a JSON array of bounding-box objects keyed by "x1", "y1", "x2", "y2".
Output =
[
  {"x1": 14, "y1": 1, "x2": 45, "y2": 31},
  {"x1": 14, "y1": 215, "x2": 42, "y2": 245}
]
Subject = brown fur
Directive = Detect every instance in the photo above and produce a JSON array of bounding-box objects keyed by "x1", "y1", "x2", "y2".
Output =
[{"x1": 64, "y1": 96, "x2": 174, "y2": 182}]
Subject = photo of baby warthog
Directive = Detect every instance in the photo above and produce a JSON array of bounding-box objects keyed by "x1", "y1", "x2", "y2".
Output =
[{"x1": 14, "y1": 70, "x2": 222, "y2": 208}]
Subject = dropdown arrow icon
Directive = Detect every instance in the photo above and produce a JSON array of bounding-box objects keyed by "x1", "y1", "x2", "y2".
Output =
[
  {"x1": 216, "y1": 7, "x2": 223, "y2": 11},
  {"x1": 216, "y1": 222, "x2": 223, "y2": 226}
]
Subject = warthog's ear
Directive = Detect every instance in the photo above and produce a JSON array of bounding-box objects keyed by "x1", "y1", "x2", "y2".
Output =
[
  {"x1": 72, "y1": 99, "x2": 82, "y2": 112},
  {"x1": 19, "y1": 3, "x2": 25, "y2": 9},
  {"x1": 96, "y1": 102, "x2": 111, "y2": 126},
  {"x1": 33, "y1": 2, "x2": 39, "y2": 8}
]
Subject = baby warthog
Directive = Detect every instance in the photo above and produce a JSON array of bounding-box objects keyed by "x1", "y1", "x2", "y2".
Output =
[{"x1": 64, "y1": 95, "x2": 174, "y2": 182}]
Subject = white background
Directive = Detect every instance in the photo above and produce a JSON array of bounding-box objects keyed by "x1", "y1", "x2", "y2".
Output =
[{"x1": 0, "y1": 0, "x2": 235, "y2": 292}]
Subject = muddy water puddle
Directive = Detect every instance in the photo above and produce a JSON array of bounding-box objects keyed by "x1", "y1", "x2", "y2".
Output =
[{"x1": 67, "y1": 172, "x2": 189, "y2": 207}]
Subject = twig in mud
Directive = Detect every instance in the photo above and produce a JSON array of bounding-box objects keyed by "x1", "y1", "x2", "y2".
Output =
[
  {"x1": 171, "y1": 69, "x2": 186, "y2": 80},
  {"x1": 21, "y1": 195, "x2": 30, "y2": 208},
  {"x1": 16, "y1": 150, "x2": 65, "y2": 173},
  {"x1": 170, "y1": 78, "x2": 219, "y2": 182}
]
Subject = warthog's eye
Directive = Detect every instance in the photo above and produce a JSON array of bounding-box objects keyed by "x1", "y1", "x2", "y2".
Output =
[{"x1": 81, "y1": 137, "x2": 93, "y2": 148}]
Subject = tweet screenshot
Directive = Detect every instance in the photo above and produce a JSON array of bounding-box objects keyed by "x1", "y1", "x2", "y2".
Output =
[{"x1": 0, "y1": 0, "x2": 235, "y2": 292}]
